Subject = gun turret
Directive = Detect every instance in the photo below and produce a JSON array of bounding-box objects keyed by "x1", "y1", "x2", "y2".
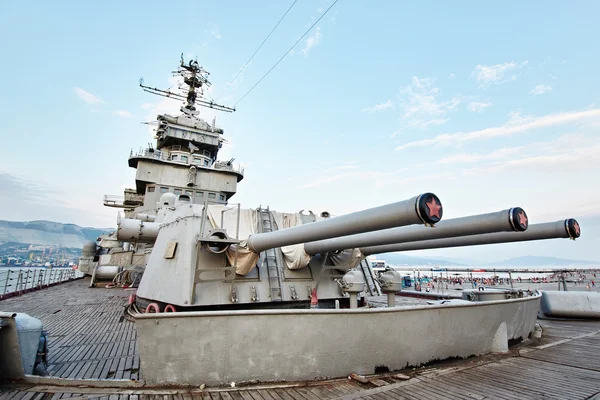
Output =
[
  {"x1": 303, "y1": 208, "x2": 528, "y2": 255},
  {"x1": 361, "y1": 218, "x2": 580, "y2": 255},
  {"x1": 245, "y1": 193, "x2": 442, "y2": 253}
]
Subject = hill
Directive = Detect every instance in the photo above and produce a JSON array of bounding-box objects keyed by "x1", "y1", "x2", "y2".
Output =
[{"x1": 0, "y1": 220, "x2": 112, "y2": 248}]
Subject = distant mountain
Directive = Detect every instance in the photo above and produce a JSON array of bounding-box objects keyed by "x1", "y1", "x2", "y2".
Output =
[
  {"x1": 485, "y1": 256, "x2": 600, "y2": 267},
  {"x1": 374, "y1": 253, "x2": 464, "y2": 266},
  {"x1": 0, "y1": 220, "x2": 112, "y2": 248}
]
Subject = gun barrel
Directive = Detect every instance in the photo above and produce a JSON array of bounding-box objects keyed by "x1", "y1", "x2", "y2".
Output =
[
  {"x1": 246, "y1": 193, "x2": 442, "y2": 253},
  {"x1": 361, "y1": 218, "x2": 580, "y2": 256},
  {"x1": 304, "y1": 208, "x2": 527, "y2": 255}
]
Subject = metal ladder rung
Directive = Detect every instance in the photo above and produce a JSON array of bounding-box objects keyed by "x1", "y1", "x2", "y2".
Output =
[{"x1": 260, "y1": 208, "x2": 282, "y2": 301}]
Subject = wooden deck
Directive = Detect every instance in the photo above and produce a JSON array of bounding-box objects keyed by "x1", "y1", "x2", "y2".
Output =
[
  {"x1": 0, "y1": 278, "x2": 138, "y2": 382},
  {"x1": 1, "y1": 279, "x2": 600, "y2": 399}
]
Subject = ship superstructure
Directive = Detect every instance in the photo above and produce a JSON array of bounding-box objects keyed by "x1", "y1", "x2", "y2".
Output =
[
  {"x1": 78, "y1": 56, "x2": 243, "y2": 280},
  {"x1": 22, "y1": 55, "x2": 586, "y2": 388}
]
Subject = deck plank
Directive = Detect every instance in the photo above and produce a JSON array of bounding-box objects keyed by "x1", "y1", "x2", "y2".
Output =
[{"x1": 4, "y1": 279, "x2": 600, "y2": 400}]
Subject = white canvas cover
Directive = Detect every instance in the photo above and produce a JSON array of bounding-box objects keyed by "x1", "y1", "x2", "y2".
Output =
[
  {"x1": 206, "y1": 205, "x2": 259, "y2": 275},
  {"x1": 328, "y1": 248, "x2": 365, "y2": 269},
  {"x1": 206, "y1": 206, "x2": 317, "y2": 275},
  {"x1": 205, "y1": 206, "x2": 353, "y2": 275}
]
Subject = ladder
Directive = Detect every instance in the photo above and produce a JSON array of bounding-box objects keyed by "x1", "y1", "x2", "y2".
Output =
[
  {"x1": 358, "y1": 258, "x2": 381, "y2": 296},
  {"x1": 259, "y1": 208, "x2": 282, "y2": 301}
]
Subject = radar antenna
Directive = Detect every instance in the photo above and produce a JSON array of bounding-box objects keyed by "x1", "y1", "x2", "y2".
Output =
[{"x1": 139, "y1": 54, "x2": 235, "y2": 114}]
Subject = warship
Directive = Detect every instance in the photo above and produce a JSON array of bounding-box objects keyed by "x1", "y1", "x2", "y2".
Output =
[{"x1": 0, "y1": 57, "x2": 586, "y2": 390}]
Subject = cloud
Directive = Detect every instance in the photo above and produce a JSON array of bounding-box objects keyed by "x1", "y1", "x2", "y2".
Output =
[
  {"x1": 298, "y1": 170, "x2": 390, "y2": 189},
  {"x1": 448, "y1": 73, "x2": 456, "y2": 79},
  {"x1": 221, "y1": 66, "x2": 247, "y2": 97},
  {"x1": 115, "y1": 110, "x2": 132, "y2": 118},
  {"x1": 435, "y1": 134, "x2": 584, "y2": 165},
  {"x1": 397, "y1": 77, "x2": 461, "y2": 129},
  {"x1": 331, "y1": 165, "x2": 358, "y2": 171},
  {"x1": 395, "y1": 108, "x2": 600, "y2": 151},
  {"x1": 73, "y1": 87, "x2": 105, "y2": 105},
  {"x1": 205, "y1": 24, "x2": 222, "y2": 39},
  {"x1": 467, "y1": 101, "x2": 493, "y2": 113},
  {"x1": 435, "y1": 134, "x2": 600, "y2": 181},
  {"x1": 302, "y1": 27, "x2": 322, "y2": 57},
  {"x1": 437, "y1": 146, "x2": 524, "y2": 165},
  {"x1": 361, "y1": 100, "x2": 394, "y2": 113},
  {"x1": 471, "y1": 61, "x2": 528, "y2": 88},
  {"x1": 0, "y1": 173, "x2": 115, "y2": 227},
  {"x1": 469, "y1": 143, "x2": 600, "y2": 175},
  {"x1": 529, "y1": 84, "x2": 552, "y2": 95}
]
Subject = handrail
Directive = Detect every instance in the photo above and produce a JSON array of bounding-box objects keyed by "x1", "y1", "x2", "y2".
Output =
[
  {"x1": 0, "y1": 268, "x2": 84, "y2": 300},
  {"x1": 129, "y1": 148, "x2": 244, "y2": 176}
]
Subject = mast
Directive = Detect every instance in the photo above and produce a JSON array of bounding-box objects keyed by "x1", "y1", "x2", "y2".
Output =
[{"x1": 139, "y1": 54, "x2": 235, "y2": 114}]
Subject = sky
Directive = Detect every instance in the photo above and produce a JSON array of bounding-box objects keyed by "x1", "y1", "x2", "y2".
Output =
[{"x1": 0, "y1": 1, "x2": 599, "y2": 263}]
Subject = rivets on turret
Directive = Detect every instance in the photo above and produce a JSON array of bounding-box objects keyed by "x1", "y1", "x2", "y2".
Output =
[
  {"x1": 231, "y1": 285, "x2": 238, "y2": 303},
  {"x1": 290, "y1": 285, "x2": 298, "y2": 300}
]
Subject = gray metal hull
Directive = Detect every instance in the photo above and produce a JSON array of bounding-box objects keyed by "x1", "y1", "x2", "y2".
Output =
[{"x1": 135, "y1": 293, "x2": 541, "y2": 385}]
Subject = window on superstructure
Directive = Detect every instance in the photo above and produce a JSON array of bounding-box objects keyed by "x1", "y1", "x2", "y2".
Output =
[
  {"x1": 180, "y1": 155, "x2": 188, "y2": 163},
  {"x1": 171, "y1": 155, "x2": 179, "y2": 161},
  {"x1": 174, "y1": 188, "x2": 182, "y2": 195},
  {"x1": 219, "y1": 194, "x2": 225, "y2": 201},
  {"x1": 204, "y1": 160, "x2": 210, "y2": 166},
  {"x1": 185, "y1": 190, "x2": 193, "y2": 196},
  {"x1": 193, "y1": 157, "x2": 202, "y2": 165},
  {"x1": 196, "y1": 191, "x2": 203, "y2": 197},
  {"x1": 147, "y1": 187, "x2": 155, "y2": 193},
  {"x1": 208, "y1": 193, "x2": 216, "y2": 199},
  {"x1": 160, "y1": 187, "x2": 169, "y2": 193}
]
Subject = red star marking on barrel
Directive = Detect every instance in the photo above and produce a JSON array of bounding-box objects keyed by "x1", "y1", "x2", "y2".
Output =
[
  {"x1": 426, "y1": 197, "x2": 442, "y2": 219},
  {"x1": 574, "y1": 221, "x2": 580, "y2": 236},
  {"x1": 518, "y1": 211, "x2": 528, "y2": 227}
]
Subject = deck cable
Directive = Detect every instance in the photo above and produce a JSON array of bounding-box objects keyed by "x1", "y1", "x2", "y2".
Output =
[
  {"x1": 216, "y1": 0, "x2": 299, "y2": 101},
  {"x1": 233, "y1": 0, "x2": 340, "y2": 107}
]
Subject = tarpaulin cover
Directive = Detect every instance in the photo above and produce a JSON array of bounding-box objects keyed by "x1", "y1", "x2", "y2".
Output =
[
  {"x1": 206, "y1": 205, "x2": 259, "y2": 275},
  {"x1": 328, "y1": 248, "x2": 365, "y2": 270},
  {"x1": 206, "y1": 206, "x2": 316, "y2": 275}
]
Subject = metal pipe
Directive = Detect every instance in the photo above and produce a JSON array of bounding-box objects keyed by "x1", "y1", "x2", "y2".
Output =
[
  {"x1": 349, "y1": 293, "x2": 358, "y2": 309},
  {"x1": 135, "y1": 213, "x2": 156, "y2": 222},
  {"x1": 2, "y1": 269, "x2": 10, "y2": 294},
  {"x1": 387, "y1": 292, "x2": 395, "y2": 308},
  {"x1": 362, "y1": 218, "x2": 580, "y2": 256},
  {"x1": 117, "y1": 219, "x2": 161, "y2": 243},
  {"x1": 246, "y1": 193, "x2": 443, "y2": 253},
  {"x1": 305, "y1": 208, "x2": 527, "y2": 255}
]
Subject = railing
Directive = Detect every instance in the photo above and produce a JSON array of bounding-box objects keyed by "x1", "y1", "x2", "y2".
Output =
[
  {"x1": 123, "y1": 190, "x2": 144, "y2": 205},
  {"x1": 130, "y1": 148, "x2": 244, "y2": 176},
  {"x1": 131, "y1": 148, "x2": 170, "y2": 162},
  {"x1": 103, "y1": 195, "x2": 128, "y2": 208},
  {"x1": 0, "y1": 268, "x2": 85, "y2": 300},
  {"x1": 214, "y1": 161, "x2": 245, "y2": 175}
]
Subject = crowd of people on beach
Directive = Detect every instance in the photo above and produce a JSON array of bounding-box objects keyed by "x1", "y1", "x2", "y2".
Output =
[{"x1": 412, "y1": 270, "x2": 598, "y2": 292}]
